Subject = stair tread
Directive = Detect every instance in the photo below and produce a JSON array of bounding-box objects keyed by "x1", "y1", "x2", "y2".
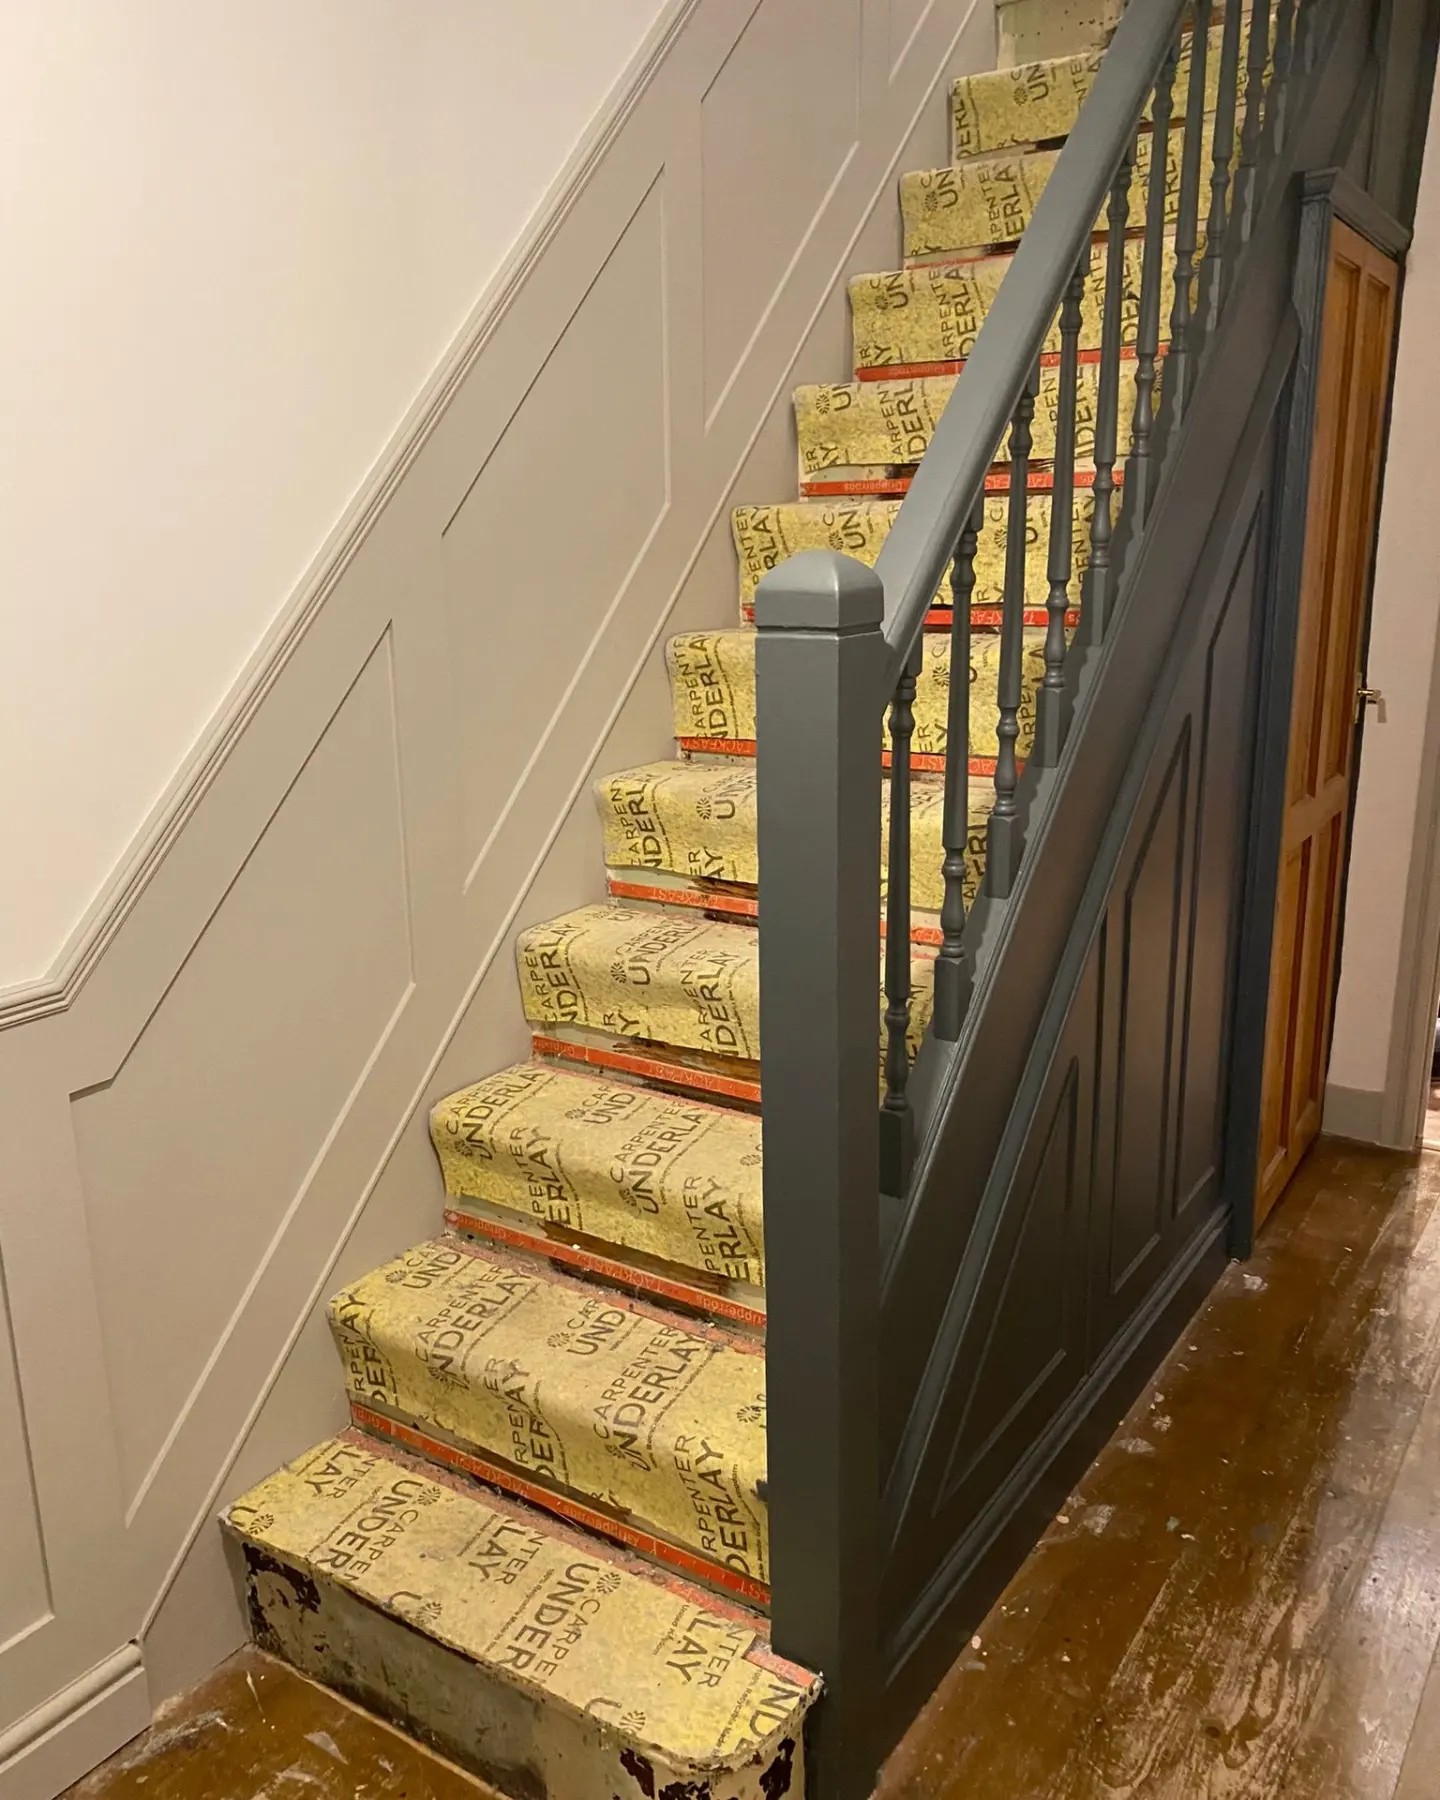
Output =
[
  {"x1": 793, "y1": 360, "x2": 1116, "y2": 477},
  {"x1": 950, "y1": 25, "x2": 1223, "y2": 162},
  {"x1": 328, "y1": 1236, "x2": 772, "y2": 1586},
  {"x1": 432, "y1": 1058, "x2": 765, "y2": 1288},
  {"x1": 847, "y1": 240, "x2": 1152, "y2": 374},
  {"x1": 518, "y1": 899, "x2": 935, "y2": 1058},
  {"x1": 599, "y1": 757, "x2": 995, "y2": 914},
  {"x1": 227, "y1": 1431, "x2": 816, "y2": 1786},
  {"x1": 598, "y1": 759, "x2": 759, "y2": 886},
  {"x1": 899, "y1": 125, "x2": 1194, "y2": 260},
  {"x1": 517, "y1": 902, "x2": 765, "y2": 1061},
  {"x1": 732, "y1": 494, "x2": 1091, "y2": 621},
  {"x1": 667, "y1": 627, "x2": 1047, "y2": 763},
  {"x1": 951, "y1": 45, "x2": 1103, "y2": 160}
]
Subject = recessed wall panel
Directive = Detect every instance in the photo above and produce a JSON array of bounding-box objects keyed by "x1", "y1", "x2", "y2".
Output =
[
  {"x1": 0, "y1": 1243, "x2": 50, "y2": 1649},
  {"x1": 443, "y1": 182, "x2": 669, "y2": 881},
  {"x1": 72, "y1": 638, "x2": 413, "y2": 1509},
  {"x1": 700, "y1": 0, "x2": 863, "y2": 414},
  {"x1": 889, "y1": 0, "x2": 938, "y2": 74}
]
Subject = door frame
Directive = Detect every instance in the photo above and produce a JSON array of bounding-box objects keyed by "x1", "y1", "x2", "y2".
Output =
[{"x1": 1225, "y1": 168, "x2": 1409, "y2": 1257}]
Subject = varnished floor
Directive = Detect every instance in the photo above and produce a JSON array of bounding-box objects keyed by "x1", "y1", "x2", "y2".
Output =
[
  {"x1": 63, "y1": 1648, "x2": 500, "y2": 1800},
  {"x1": 69, "y1": 1139, "x2": 1440, "y2": 1800},
  {"x1": 877, "y1": 1137, "x2": 1440, "y2": 1800}
]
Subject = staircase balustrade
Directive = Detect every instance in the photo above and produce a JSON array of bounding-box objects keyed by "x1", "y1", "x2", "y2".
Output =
[{"x1": 753, "y1": 0, "x2": 1339, "y2": 1785}]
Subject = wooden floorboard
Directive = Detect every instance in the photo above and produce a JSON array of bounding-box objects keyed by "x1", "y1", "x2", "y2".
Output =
[
  {"x1": 62, "y1": 1647, "x2": 501, "y2": 1800},
  {"x1": 875, "y1": 1138, "x2": 1440, "y2": 1800}
]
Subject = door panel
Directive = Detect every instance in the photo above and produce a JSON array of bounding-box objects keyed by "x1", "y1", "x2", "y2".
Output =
[{"x1": 1256, "y1": 222, "x2": 1399, "y2": 1226}]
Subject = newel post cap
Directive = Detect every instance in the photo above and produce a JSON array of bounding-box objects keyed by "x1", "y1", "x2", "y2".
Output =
[{"x1": 753, "y1": 549, "x2": 886, "y2": 633}]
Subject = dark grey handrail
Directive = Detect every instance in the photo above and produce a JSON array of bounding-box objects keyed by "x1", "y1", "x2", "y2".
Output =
[{"x1": 874, "y1": 0, "x2": 1190, "y2": 678}]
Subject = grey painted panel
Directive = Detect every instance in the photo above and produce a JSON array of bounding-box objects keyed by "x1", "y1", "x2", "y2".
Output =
[
  {"x1": 1106, "y1": 728, "x2": 1192, "y2": 1308},
  {"x1": 1174, "y1": 514, "x2": 1263, "y2": 1223}
]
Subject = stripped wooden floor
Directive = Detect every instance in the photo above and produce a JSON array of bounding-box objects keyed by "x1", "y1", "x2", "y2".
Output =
[
  {"x1": 61, "y1": 1648, "x2": 500, "y2": 1800},
  {"x1": 876, "y1": 1138, "x2": 1440, "y2": 1800}
]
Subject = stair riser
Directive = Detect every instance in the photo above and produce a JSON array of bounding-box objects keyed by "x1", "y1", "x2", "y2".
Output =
[
  {"x1": 668, "y1": 631, "x2": 1046, "y2": 765},
  {"x1": 951, "y1": 25, "x2": 1224, "y2": 161},
  {"x1": 598, "y1": 763, "x2": 992, "y2": 914},
  {"x1": 901, "y1": 117, "x2": 1217, "y2": 260},
  {"x1": 850, "y1": 238, "x2": 1169, "y2": 376},
  {"x1": 228, "y1": 1436, "x2": 813, "y2": 1800},
  {"x1": 795, "y1": 357, "x2": 1137, "y2": 479},
  {"x1": 533, "y1": 1030, "x2": 765, "y2": 1108},
  {"x1": 734, "y1": 492, "x2": 1094, "y2": 622},
  {"x1": 445, "y1": 1203, "x2": 769, "y2": 1331}
]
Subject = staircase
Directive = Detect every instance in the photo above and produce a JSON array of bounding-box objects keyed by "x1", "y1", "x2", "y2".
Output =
[{"x1": 223, "y1": 0, "x2": 1386, "y2": 1794}]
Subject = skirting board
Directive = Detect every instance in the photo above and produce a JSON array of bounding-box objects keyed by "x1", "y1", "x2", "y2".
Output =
[
  {"x1": 1321, "y1": 1081, "x2": 1398, "y2": 1147},
  {"x1": 0, "y1": 1647, "x2": 149, "y2": 1800}
]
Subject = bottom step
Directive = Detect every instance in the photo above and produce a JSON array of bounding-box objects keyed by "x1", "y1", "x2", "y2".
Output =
[{"x1": 227, "y1": 1432, "x2": 816, "y2": 1800}]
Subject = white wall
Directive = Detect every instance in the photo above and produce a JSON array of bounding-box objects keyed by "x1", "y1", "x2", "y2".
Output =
[
  {"x1": 0, "y1": 0, "x2": 667, "y2": 989},
  {"x1": 1327, "y1": 72, "x2": 1440, "y2": 1141}
]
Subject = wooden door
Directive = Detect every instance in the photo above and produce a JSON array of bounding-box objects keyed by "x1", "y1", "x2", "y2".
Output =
[{"x1": 1255, "y1": 221, "x2": 1399, "y2": 1227}]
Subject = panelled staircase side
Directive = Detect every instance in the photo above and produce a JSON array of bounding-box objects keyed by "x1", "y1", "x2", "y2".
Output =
[{"x1": 755, "y1": 0, "x2": 1436, "y2": 1780}]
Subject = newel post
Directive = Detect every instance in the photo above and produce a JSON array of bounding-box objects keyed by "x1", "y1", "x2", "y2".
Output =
[{"x1": 755, "y1": 550, "x2": 884, "y2": 1795}]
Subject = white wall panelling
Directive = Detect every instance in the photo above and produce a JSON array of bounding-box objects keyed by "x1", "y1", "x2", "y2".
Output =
[{"x1": 0, "y1": 0, "x2": 996, "y2": 1787}]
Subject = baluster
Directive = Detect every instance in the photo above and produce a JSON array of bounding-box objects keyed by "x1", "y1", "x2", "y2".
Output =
[
  {"x1": 1196, "y1": 0, "x2": 1246, "y2": 339},
  {"x1": 881, "y1": 642, "x2": 919, "y2": 1193},
  {"x1": 1035, "y1": 262, "x2": 1086, "y2": 769},
  {"x1": 1126, "y1": 38, "x2": 1179, "y2": 524},
  {"x1": 985, "y1": 364, "x2": 1039, "y2": 900},
  {"x1": 1232, "y1": 0, "x2": 1273, "y2": 260},
  {"x1": 1080, "y1": 147, "x2": 1134, "y2": 650},
  {"x1": 1165, "y1": 0, "x2": 1212, "y2": 418},
  {"x1": 1267, "y1": 0, "x2": 1297, "y2": 154},
  {"x1": 934, "y1": 498, "x2": 984, "y2": 1041}
]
